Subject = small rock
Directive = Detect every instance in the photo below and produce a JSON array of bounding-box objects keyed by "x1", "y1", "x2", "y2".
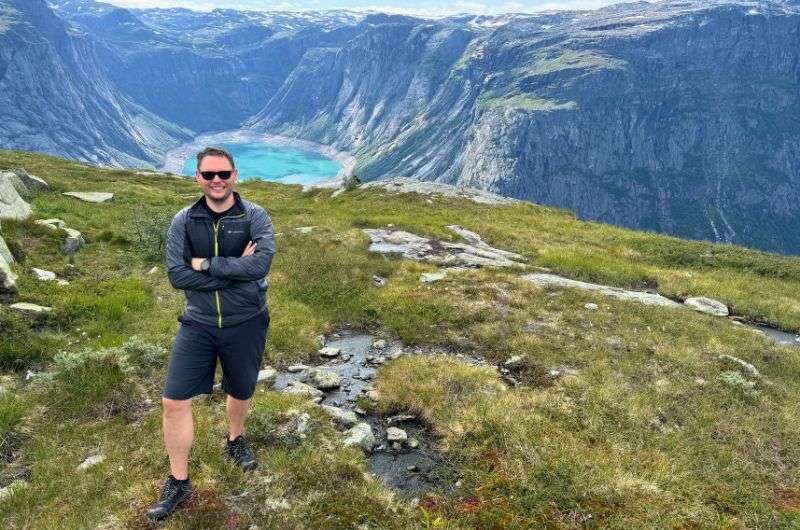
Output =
[
  {"x1": 316, "y1": 335, "x2": 326, "y2": 347},
  {"x1": 35, "y1": 218, "x2": 65, "y2": 230},
  {"x1": 406, "y1": 465, "x2": 418, "y2": 472},
  {"x1": 281, "y1": 381, "x2": 323, "y2": 400},
  {"x1": 684, "y1": 297, "x2": 729, "y2": 317},
  {"x1": 61, "y1": 227, "x2": 85, "y2": 254},
  {"x1": 718, "y1": 354, "x2": 760, "y2": 378},
  {"x1": 342, "y1": 422, "x2": 375, "y2": 452},
  {"x1": 584, "y1": 303, "x2": 599, "y2": 310},
  {"x1": 62, "y1": 191, "x2": 114, "y2": 203},
  {"x1": 302, "y1": 368, "x2": 340, "y2": 390},
  {"x1": 408, "y1": 438, "x2": 420, "y2": 449},
  {"x1": 372, "y1": 275, "x2": 387, "y2": 287},
  {"x1": 57, "y1": 279, "x2": 69, "y2": 286},
  {"x1": 318, "y1": 346, "x2": 340, "y2": 358},
  {"x1": 147, "y1": 266, "x2": 158, "y2": 275},
  {"x1": 320, "y1": 405, "x2": 359, "y2": 427},
  {"x1": 387, "y1": 414, "x2": 415, "y2": 425},
  {"x1": 354, "y1": 407, "x2": 366, "y2": 415},
  {"x1": 77, "y1": 453, "x2": 105, "y2": 471},
  {"x1": 392, "y1": 442, "x2": 402, "y2": 450},
  {"x1": 293, "y1": 226, "x2": 315, "y2": 234},
  {"x1": 366, "y1": 389, "x2": 380, "y2": 401},
  {"x1": 10, "y1": 302, "x2": 52, "y2": 314},
  {"x1": 287, "y1": 364, "x2": 309, "y2": 373},
  {"x1": 31, "y1": 267, "x2": 56, "y2": 281},
  {"x1": 0, "y1": 480, "x2": 26, "y2": 501},
  {"x1": 420, "y1": 271, "x2": 447, "y2": 283},
  {"x1": 372, "y1": 339, "x2": 387, "y2": 349},
  {"x1": 257, "y1": 367, "x2": 277, "y2": 386},
  {"x1": 386, "y1": 426, "x2": 408, "y2": 443}
]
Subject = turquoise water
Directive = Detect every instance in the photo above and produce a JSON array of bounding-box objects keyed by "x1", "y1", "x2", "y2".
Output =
[{"x1": 181, "y1": 142, "x2": 341, "y2": 185}]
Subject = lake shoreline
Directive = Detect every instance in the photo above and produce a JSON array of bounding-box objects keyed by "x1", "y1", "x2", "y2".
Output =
[{"x1": 159, "y1": 129, "x2": 356, "y2": 186}]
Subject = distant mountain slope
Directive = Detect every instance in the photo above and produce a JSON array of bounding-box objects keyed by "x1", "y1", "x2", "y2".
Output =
[
  {"x1": 0, "y1": 0, "x2": 191, "y2": 168},
  {"x1": 10, "y1": 0, "x2": 800, "y2": 253}
]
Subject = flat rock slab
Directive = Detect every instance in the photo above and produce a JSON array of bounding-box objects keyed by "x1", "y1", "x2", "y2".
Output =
[
  {"x1": 363, "y1": 225, "x2": 526, "y2": 268},
  {"x1": 684, "y1": 296, "x2": 729, "y2": 316},
  {"x1": 9, "y1": 302, "x2": 52, "y2": 313},
  {"x1": 0, "y1": 175, "x2": 32, "y2": 221},
  {"x1": 63, "y1": 192, "x2": 114, "y2": 203},
  {"x1": 522, "y1": 273, "x2": 683, "y2": 308}
]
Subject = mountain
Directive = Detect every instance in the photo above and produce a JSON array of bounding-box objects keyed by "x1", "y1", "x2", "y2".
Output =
[
  {"x1": 8, "y1": 0, "x2": 800, "y2": 253},
  {"x1": 0, "y1": 0, "x2": 192, "y2": 168}
]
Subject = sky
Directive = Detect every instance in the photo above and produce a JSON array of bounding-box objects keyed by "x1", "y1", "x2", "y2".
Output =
[{"x1": 103, "y1": 0, "x2": 624, "y2": 17}]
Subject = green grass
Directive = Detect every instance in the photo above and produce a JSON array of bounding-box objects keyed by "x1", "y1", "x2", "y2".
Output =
[{"x1": 1, "y1": 148, "x2": 800, "y2": 527}]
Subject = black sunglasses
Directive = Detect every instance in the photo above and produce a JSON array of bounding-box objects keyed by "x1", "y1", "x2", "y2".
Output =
[{"x1": 199, "y1": 170, "x2": 233, "y2": 181}]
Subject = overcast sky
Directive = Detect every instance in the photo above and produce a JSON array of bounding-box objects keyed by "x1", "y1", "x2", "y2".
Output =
[{"x1": 103, "y1": 0, "x2": 624, "y2": 16}]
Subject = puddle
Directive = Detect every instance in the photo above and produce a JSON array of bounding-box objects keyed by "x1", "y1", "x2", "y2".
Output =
[
  {"x1": 273, "y1": 331, "x2": 450, "y2": 494},
  {"x1": 756, "y1": 325, "x2": 800, "y2": 348}
]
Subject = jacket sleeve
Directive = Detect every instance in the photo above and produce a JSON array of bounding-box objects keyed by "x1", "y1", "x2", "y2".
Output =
[
  {"x1": 207, "y1": 206, "x2": 276, "y2": 281},
  {"x1": 166, "y1": 210, "x2": 232, "y2": 291}
]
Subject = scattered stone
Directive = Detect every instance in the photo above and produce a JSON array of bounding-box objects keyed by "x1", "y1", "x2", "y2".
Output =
[
  {"x1": 408, "y1": 438, "x2": 420, "y2": 449},
  {"x1": 278, "y1": 409, "x2": 311, "y2": 439},
  {"x1": 287, "y1": 364, "x2": 309, "y2": 373},
  {"x1": 77, "y1": 453, "x2": 106, "y2": 471},
  {"x1": 281, "y1": 381, "x2": 324, "y2": 400},
  {"x1": 684, "y1": 297, "x2": 729, "y2": 317},
  {"x1": 387, "y1": 414, "x2": 415, "y2": 425},
  {"x1": 318, "y1": 346, "x2": 341, "y2": 358},
  {"x1": 147, "y1": 266, "x2": 158, "y2": 275},
  {"x1": 0, "y1": 480, "x2": 26, "y2": 501},
  {"x1": 316, "y1": 335, "x2": 326, "y2": 347},
  {"x1": 320, "y1": 405, "x2": 359, "y2": 427},
  {"x1": 302, "y1": 368, "x2": 341, "y2": 390},
  {"x1": 406, "y1": 465, "x2": 418, "y2": 472},
  {"x1": 62, "y1": 192, "x2": 114, "y2": 203},
  {"x1": 372, "y1": 275, "x2": 387, "y2": 287},
  {"x1": 392, "y1": 442, "x2": 403, "y2": 450},
  {"x1": 421, "y1": 271, "x2": 447, "y2": 283},
  {"x1": 386, "y1": 427, "x2": 408, "y2": 443},
  {"x1": 372, "y1": 339, "x2": 387, "y2": 349},
  {"x1": 35, "y1": 218, "x2": 65, "y2": 231},
  {"x1": 293, "y1": 226, "x2": 315, "y2": 234},
  {"x1": 31, "y1": 268, "x2": 56, "y2": 281},
  {"x1": 504, "y1": 354, "x2": 527, "y2": 368},
  {"x1": 57, "y1": 279, "x2": 69, "y2": 286},
  {"x1": 366, "y1": 389, "x2": 380, "y2": 401},
  {"x1": 584, "y1": 303, "x2": 599, "y2": 310},
  {"x1": 257, "y1": 367, "x2": 277, "y2": 386},
  {"x1": 354, "y1": 406, "x2": 366, "y2": 416},
  {"x1": 0, "y1": 252, "x2": 17, "y2": 293},
  {"x1": 342, "y1": 422, "x2": 376, "y2": 452},
  {"x1": 718, "y1": 354, "x2": 760, "y2": 378},
  {"x1": 0, "y1": 233, "x2": 13, "y2": 264},
  {"x1": 523, "y1": 273, "x2": 683, "y2": 308},
  {"x1": 9, "y1": 302, "x2": 52, "y2": 314}
]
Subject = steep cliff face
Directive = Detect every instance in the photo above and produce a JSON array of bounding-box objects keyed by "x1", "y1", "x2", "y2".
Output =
[
  {"x1": 246, "y1": 1, "x2": 800, "y2": 253},
  {"x1": 0, "y1": 0, "x2": 191, "y2": 168}
]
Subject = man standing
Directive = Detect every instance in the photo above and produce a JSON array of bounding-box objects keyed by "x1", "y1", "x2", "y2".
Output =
[{"x1": 148, "y1": 146, "x2": 276, "y2": 522}]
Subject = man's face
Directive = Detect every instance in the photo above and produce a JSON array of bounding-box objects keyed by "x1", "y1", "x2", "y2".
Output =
[{"x1": 196, "y1": 155, "x2": 238, "y2": 202}]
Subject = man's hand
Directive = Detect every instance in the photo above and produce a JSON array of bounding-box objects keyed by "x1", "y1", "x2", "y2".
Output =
[
  {"x1": 242, "y1": 240, "x2": 257, "y2": 257},
  {"x1": 191, "y1": 257, "x2": 205, "y2": 271}
]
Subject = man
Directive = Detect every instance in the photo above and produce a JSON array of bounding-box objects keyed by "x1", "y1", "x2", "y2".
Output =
[{"x1": 148, "y1": 146, "x2": 276, "y2": 522}]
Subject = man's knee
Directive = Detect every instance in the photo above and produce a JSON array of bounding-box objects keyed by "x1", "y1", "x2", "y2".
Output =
[{"x1": 162, "y1": 397, "x2": 191, "y2": 417}]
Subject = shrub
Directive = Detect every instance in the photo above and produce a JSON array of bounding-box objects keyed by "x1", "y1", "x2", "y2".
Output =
[
  {"x1": 0, "y1": 391, "x2": 25, "y2": 459},
  {"x1": 42, "y1": 346, "x2": 137, "y2": 420},
  {"x1": 127, "y1": 208, "x2": 173, "y2": 262}
]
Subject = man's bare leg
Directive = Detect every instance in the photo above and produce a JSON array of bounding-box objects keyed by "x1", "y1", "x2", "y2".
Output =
[
  {"x1": 226, "y1": 395, "x2": 250, "y2": 440},
  {"x1": 162, "y1": 397, "x2": 193, "y2": 480}
]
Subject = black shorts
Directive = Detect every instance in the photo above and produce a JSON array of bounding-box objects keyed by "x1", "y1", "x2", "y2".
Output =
[{"x1": 163, "y1": 310, "x2": 269, "y2": 401}]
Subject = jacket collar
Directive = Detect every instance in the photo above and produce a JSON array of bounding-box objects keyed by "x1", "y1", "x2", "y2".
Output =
[{"x1": 188, "y1": 190, "x2": 244, "y2": 219}]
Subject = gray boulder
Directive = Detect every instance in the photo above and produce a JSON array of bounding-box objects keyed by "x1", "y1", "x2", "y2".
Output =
[
  {"x1": 0, "y1": 232, "x2": 14, "y2": 264},
  {"x1": 12, "y1": 169, "x2": 48, "y2": 192},
  {"x1": 61, "y1": 227, "x2": 85, "y2": 255},
  {"x1": 0, "y1": 252, "x2": 17, "y2": 293},
  {"x1": 0, "y1": 175, "x2": 32, "y2": 221},
  {"x1": 342, "y1": 422, "x2": 375, "y2": 452},
  {"x1": 301, "y1": 368, "x2": 340, "y2": 390}
]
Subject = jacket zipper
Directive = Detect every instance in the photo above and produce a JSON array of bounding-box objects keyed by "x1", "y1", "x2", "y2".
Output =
[{"x1": 212, "y1": 211, "x2": 246, "y2": 328}]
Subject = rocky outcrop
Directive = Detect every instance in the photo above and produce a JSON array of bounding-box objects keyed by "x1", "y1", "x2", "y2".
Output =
[
  {"x1": 35, "y1": 219, "x2": 85, "y2": 255},
  {"x1": 522, "y1": 273, "x2": 684, "y2": 308},
  {"x1": 62, "y1": 192, "x2": 114, "y2": 203},
  {"x1": 363, "y1": 225, "x2": 526, "y2": 268},
  {"x1": 0, "y1": 174, "x2": 32, "y2": 221},
  {"x1": 684, "y1": 297, "x2": 730, "y2": 317}
]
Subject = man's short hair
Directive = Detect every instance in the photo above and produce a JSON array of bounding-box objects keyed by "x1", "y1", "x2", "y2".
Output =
[{"x1": 196, "y1": 146, "x2": 235, "y2": 170}]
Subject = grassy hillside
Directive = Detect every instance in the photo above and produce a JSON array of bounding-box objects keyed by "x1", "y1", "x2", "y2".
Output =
[{"x1": 1, "y1": 148, "x2": 800, "y2": 528}]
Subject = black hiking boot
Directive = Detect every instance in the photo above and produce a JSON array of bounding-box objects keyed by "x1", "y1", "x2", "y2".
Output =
[
  {"x1": 147, "y1": 474, "x2": 192, "y2": 522},
  {"x1": 226, "y1": 433, "x2": 258, "y2": 471}
]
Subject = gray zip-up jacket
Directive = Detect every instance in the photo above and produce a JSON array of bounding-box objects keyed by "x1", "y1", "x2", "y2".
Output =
[{"x1": 165, "y1": 191, "x2": 275, "y2": 328}]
